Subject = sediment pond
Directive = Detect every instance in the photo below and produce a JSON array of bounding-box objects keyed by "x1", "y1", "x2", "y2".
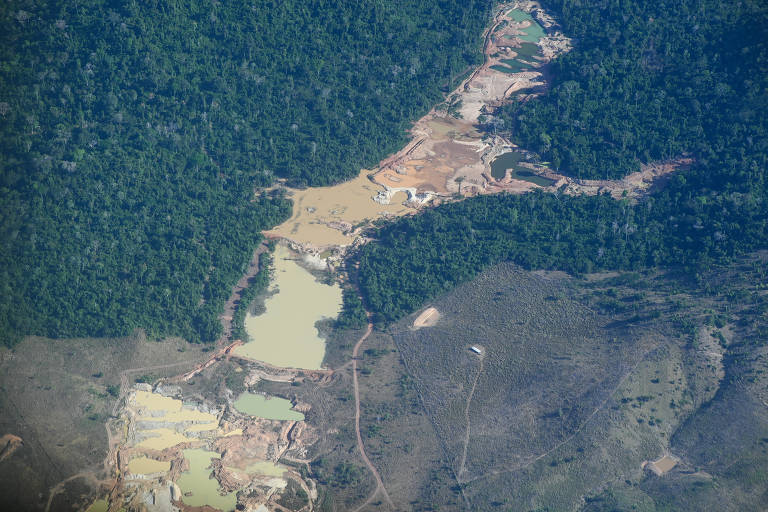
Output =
[
  {"x1": 233, "y1": 244, "x2": 342, "y2": 369},
  {"x1": 490, "y1": 151, "x2": 527, "y2": 179},
  {"x1": 127, "y1": 456, "x2": 171, "y2": 475},
  {"x1": 490, "y1": 152, "x2": 555, "y2": 186},
  {"x1": 265, "y1": 169, "x2": 410, "y2": 247},
  {"x1": 233, "y1": 392, "x2": 305, "y2": 421},
  {"x1": 84, "y1": 499, "x2": 109, "y2": 512},
  {"x1": 177, "y1": 448, "x2": 238, "y2": 512},
  {"x1": 492, "y1": 11, "x2": 546, "y2": 74}
]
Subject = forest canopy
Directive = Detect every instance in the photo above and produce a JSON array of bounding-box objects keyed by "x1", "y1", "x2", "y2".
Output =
[
  {"x1": 0, "y1": 0, "x2": 493, "y2": 345},
  {"x1": 354, "y1": 0, "x2": 768, "y2": 323},
  {"x1": 501, "y1": 0, "x2": 768, "y2": 180}
]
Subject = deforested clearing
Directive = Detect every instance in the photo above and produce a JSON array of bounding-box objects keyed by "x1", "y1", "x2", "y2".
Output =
[{"x1": 412, "y1": 307, "x2": 441, "y2": 329}]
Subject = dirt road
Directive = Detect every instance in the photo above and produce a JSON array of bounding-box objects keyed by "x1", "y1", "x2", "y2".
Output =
[
  {"x1": 457, "y1": 354, "x2": 485, "y2": 482},
  {"x1": 351, "y1": 321, "x2": 394, "y2": 511}
]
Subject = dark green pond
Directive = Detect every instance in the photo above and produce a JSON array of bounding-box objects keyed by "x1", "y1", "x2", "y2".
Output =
[
  {"x1": 493, "y1": 42, "x2": 542, "y2": 74},
  {"x1": 509, "y1": 169, "x2": 556, "y2": 187},
  {"x1": 504, "y1": 41, "x2": 541, "y2": 59},
  {"x1": 491, "y1": 151, "x2": 525, "y2": 179},
  {"x1": 490, "y1": 152, "x2": 555, "y2": 187}
]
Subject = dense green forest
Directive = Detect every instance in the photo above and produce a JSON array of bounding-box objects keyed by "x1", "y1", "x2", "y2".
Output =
[
  {"x1": 231, "y1": 252, "x2": 272, "y2": 343},
  {"x1": 501, "y1": 0, "x2": 768, "y2": 180},
  {"x1": 354, "y1": 0, "x2": 768, "y2": 322},
  {"x1": 0, "y1": 0, "x2": 494, "y2": 345}
]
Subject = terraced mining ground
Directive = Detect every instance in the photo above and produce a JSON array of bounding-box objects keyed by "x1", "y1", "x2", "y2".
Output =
[{"x1": 0, "y1": 332, "x2": 208, "y2": 512}]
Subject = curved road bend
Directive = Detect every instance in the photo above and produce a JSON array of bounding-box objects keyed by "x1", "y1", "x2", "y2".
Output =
[{"x1": 352, "y1": 321, "x2": 395, "y2": 511}]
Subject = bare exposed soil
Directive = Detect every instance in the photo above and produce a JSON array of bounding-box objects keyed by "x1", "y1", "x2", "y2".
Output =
[
  {"x1": 644, "y1": 454, "x2": 679, "y2": 476},
  {"x1": 0, "y1": 434, "x2": 23, "y2": 463},
  {"x1": 412, "y1": 307, "x2": 441, "y2": 329},
  {"x1": 370, "y1": 2, "x2": 571, "y2": 200}
]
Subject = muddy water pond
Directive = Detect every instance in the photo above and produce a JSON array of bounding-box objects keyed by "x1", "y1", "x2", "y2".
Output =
[
  {"x1": 233, "y1": 244, "x2": 341, "y2": 369},
  {"x1": 490, "y1": 151, "x2": 527, "y2": 179},
  {"x1": 265, "y1": 169, "x2": 410, "y2": 247},
  {"x1": 495, "y1": 41, "x2": 543, "y2": 74},
  {"x1": 233, "y1": 392, "x2": 305, "y2": 421},
  {"x1": 127, "y1": 456, "x2": 171, "y2": 475},
  {"x1": 177, "y1": 448, "x2": 237, "y2": 512}
]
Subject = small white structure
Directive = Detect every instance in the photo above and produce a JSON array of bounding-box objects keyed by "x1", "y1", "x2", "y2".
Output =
[{"x1": 470, "y1": 346, "x2": 482, "y2": 355}]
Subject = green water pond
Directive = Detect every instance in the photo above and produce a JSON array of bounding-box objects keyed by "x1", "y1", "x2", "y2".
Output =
[
  {"x1": 508, "y1": 9, "x2": 546, "y2": 42},
  {"x1": 490, "y1": 152, "x2": 555, "y2": 187},
  {"x1": 233, "y1": 392, "x2": 305, "y2": 421}
]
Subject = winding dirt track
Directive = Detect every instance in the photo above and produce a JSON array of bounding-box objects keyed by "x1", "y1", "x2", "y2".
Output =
[
  {"x1": 351, "y1": 321, "x2": 394, "y2": 511},
  {"x1": 457, "y1": 355, "x2": 485, "y2": 481}
]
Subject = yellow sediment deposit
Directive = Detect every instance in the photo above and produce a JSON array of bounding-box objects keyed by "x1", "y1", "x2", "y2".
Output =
[
  {"x1": 265, "y1": 170, "x2": 410, "y2": 247},
  {"x1": 132, "y1": 390, "x2": 219, "y2": 432},
  {"x1": 185, "y1": 421, "x2": 220, "y2": 432},
  {"x1": 132, "y1": 390, "x2": 183, "y2": 412},
  {"x1": 136, "y1": 408, "x2": 217, "y2": 424},
  {"x1": 128, "y1": 456, "x2": 171, "y2": 475},
  {"x1": 137, "y1": 428, "x2": 193, "y2": 451}
]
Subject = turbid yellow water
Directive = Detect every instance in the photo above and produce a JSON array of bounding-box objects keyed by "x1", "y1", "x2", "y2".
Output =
[
  {"x1": 127, "y1": 456, "x2": 171, "y2": 475},
  {"x1": 133, "y1": 390, "x2": 183, "y2": 411},
  {"x1": 136, "y1": 408, "x2": 217, "y2": 424},
  {"x1": 265, "y1": 169, "x2": 410, "y2": 247},
  {"x1": 133, "y1": 390, "x2": 217, "y2": 422},
  {"x1": 224, "y1": 460, "x2": 287, "y2": 478},
  {"x1": 233, "y1": 245, "x2": 342, "y2": 368},
  {"x1": 233, "y1": 392, "x2": 305, "y2": 421},
  {"x1": 177, "y1": 448, "x2": 237, "y2": 512},
  {"x1": 137, "y1": 428, "x2": 193, "y2": 450}
]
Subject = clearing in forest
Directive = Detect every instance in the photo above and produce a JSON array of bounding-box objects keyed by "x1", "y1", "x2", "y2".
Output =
[{"x1": 412, "y1": 307, "x2": 441, "y2": 329}]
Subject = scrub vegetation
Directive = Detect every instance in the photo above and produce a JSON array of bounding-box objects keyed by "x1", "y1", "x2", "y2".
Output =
[
  {"x1": 327, "y1": 253, "x2": 768, "y2": 511},
  {"x1": 0, "y1": 0, "x2": 493, "y2": 346},
  {"x1": 231, "y1": 251, "x2": 273, "y2": 343}
]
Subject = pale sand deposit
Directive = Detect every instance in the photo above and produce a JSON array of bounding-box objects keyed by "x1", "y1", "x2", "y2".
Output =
[{"x1": 412, "y1": 307, "x2": 441, "y2": 329}]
